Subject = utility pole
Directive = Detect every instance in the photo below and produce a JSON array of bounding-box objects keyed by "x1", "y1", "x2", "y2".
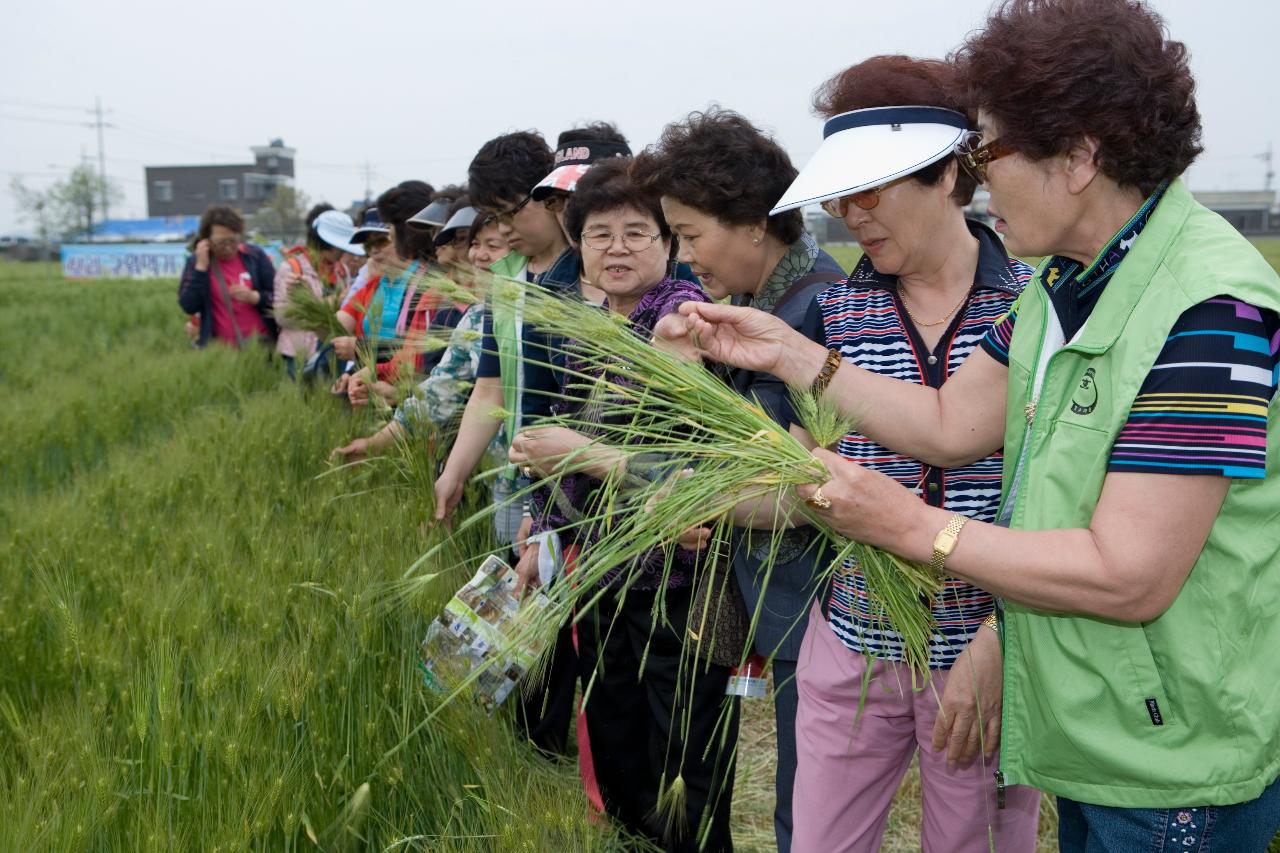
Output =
[
  {"x1": 88, "y1": 96, "x2": 113, "y2": 222},
  {"x1": 1259, "y1": 142, "x2": 1274, "y2": 193},
  {"x1": 80, "y1": 145, "x2": 96, "y2": 238},
  {"x1": 363, "y1": 160, "x2": 373, "y2": 203}
]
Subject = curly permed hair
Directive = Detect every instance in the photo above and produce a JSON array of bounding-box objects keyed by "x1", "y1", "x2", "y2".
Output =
[
  {"x1": 631, "y1": 109, "x2": 804, "y2": 245},
  {"x1": 951, "y1": 0, "x2": 1202, "y2": 196}
]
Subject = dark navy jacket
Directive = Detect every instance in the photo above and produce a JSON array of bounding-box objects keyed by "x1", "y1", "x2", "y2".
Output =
[
  {"x1": 727, "y1": 247, "x2": 846, "y2": 662},
  {"x1": 178, "y1": 244, "x2": 278, "y2": 347}
]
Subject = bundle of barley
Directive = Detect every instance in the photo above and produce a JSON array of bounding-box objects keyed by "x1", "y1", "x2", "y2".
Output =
[
  {"x1": 405, "y1": 265, "x2": 941, "y2": 676},
  {"x1": 274, "y1": 282, "x2": 346, "y2": 339}
]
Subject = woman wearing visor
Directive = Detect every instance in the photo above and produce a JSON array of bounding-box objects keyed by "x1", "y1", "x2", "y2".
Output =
[
  {"x1": 667, "y1": 58, "x2": 1042, "y2": 852},
  {"x1": 676, "y1": 2, "x2": 1280, "y2": 849}
]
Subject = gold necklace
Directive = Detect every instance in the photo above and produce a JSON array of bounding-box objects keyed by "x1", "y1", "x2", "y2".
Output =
[{"x1": 898, "y1": 285, "x2": 972, "y2": 327}]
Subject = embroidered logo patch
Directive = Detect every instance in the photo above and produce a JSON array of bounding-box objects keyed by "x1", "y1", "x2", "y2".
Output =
[
  {"x1": 1071, "y1": 367, "x2": 1098, "y2": 415},
  {"x1": 1145, "y1": 697, "x2": 1165, "y2": 726}
]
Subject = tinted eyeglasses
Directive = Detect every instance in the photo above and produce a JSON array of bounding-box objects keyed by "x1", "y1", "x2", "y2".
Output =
[
  {"x1": 820, "y1": 174, "x2": 914, "y2": 218},
  {"x1": 954, "y1": 130, "x2": 1015, "y2": 185}
]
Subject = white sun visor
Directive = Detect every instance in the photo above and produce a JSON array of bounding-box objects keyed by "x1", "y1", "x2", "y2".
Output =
[{"x1": 771, "y1": 106, "x2": 970, "y2": 215}]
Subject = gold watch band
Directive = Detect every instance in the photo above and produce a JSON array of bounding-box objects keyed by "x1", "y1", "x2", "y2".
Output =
[
  {"x1": 930, "y1": 513, "x2": 968, "y2": 578},
  {"x1": 981, "y1": 611, "x2": 999, "y2": 633}
]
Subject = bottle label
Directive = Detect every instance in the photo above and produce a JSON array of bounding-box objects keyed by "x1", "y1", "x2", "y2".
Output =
[{"x1": 725, "y1": 675, "x2": 768, "y2": 699}]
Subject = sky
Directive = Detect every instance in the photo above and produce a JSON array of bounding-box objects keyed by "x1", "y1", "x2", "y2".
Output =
[{"x1": 1, "y1": 0, "x2": 1276, "y2": 235}]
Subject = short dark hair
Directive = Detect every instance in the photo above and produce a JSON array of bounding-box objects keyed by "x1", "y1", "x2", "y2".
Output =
[
  {"x1": 467, "y1": 131, "x2": 555, "y2": 210},
  {"x1": 197, "y1": 204, "x2": 245, "y2": 242},
  {"x1": 304, "y1": 203, "x2": 335, "y2": 251},
  {"x1": 432, "y1": 183, "x2": 466, "y2": 204},
  {"x1": 951, "y1": 0, "x2": 1201, "y2": 196},
  {"x1": 556, "y1": 122, "x2": 628, "y2": 149},
  {"x1": 813, "y1": 55, "x2": 976, "y2": 206},
  {"x1": 563, "y1": 157, "x2": 670, "y2": 244},
  {"x1": 631, "y1": 109, "x2": 804, "y2": 245},
  {"x1": 376, "y1": 181, "x2": 437, "y2": 261}
]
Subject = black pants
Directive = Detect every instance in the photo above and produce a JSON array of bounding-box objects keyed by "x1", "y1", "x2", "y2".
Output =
[
  {"x1": 577, "y1": 585, "x2": 738, "y2": 852},
  {"x1": 514, "y1": 620, "x2": 577, "y2": 756}
]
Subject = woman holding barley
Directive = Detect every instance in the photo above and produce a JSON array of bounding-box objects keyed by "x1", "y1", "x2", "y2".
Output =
[
  {"x1": 675, "y1": 1, "x2": 1280, "y2": 850},
  {"x1": 507, "y1": 157, "x2": 738, "y2": 853}
]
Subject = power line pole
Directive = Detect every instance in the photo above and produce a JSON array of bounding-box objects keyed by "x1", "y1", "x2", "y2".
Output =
[
  {"x1": 1260, "y1": 142, "x2": 1274, "y2": 193},
  {"x1": 363, "y1": 160, "x2": 373, "y2": 203},
  {"x1": 88, "y1": 96, "x2": 113, "y2": 221}
]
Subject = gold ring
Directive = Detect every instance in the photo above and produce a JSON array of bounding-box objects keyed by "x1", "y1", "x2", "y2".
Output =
[
  {"x1": 806, "y1": 487, "x2": 832, "y2": 511},
  {"x1": 520, "y1": 466, "x2": 534, "y2": 478}
]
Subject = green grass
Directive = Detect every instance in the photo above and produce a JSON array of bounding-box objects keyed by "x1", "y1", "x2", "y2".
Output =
[{"x1": 0, "y1": 263, "x2": 625, "y2": 852}]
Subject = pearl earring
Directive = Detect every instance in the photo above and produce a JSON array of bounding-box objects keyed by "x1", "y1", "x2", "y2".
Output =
[{"x1": 752, "y1": 237, "x2": 761, "y2": 246}]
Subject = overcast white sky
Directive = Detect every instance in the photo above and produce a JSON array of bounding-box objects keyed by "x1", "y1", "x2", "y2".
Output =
[{"x1": 2, "y1": 0, "x2": 1276, "y2": 235}]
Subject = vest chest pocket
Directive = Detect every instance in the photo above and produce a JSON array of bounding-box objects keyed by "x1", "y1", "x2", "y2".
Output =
[{"x1": 1040, "y1": 419, "x2": 1112, "y2": 521}]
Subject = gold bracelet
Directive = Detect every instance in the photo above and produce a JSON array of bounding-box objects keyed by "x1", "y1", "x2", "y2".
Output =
[
  {"x1": 981, "y1": 611, "x2": 999, "y2": 634},
  {"x1": 811, "y1": 348, "x2": 843, "y2": 397}
]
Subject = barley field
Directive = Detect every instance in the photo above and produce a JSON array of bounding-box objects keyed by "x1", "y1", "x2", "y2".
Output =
[{"x1": 2, "y1": 252, "x2": 1277, "y2": 852}]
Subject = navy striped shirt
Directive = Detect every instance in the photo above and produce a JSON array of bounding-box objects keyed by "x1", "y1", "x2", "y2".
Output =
[{"x1": 794, "y1": 221, "x2": 1031, "y2": 668}]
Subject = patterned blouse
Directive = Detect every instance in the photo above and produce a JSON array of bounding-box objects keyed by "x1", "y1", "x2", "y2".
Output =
[
  {"x1": 794, "y1": 221, "x2": 1030, "y2": 668},
  {"x1": 396, "y1": 303, "x2": 488, "y2": 432}
]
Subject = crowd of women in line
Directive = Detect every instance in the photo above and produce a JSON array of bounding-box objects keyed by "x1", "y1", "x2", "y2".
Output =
[{"x1": 176, "y1": 0, "x2": 1280, "y2": 850}]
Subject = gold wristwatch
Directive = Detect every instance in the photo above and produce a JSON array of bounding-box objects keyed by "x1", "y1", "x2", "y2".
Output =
[{"x1": 930, "y1": 513, "x2": 968, "y2": 578}]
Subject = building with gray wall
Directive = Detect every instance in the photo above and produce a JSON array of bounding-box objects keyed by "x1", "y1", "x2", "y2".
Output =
[{"x1": 145, "y1": 140, "x2": 295, "y2": 218}]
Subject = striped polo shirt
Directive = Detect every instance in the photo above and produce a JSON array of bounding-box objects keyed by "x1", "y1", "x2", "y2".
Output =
[
  {"x1": 981, "y1": 185, "x2": 1279, "y2": 478},
  {"x1": 794, "y1": 221, "x2": 1031, "y2": 668}
]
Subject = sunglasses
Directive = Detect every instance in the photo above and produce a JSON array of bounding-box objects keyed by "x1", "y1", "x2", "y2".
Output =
[
  {"x1": 954, "y1": 130, "x2": 1015, "y2": 185},
  {"x1": 820, "y1": 174, "x2": 915, "y2": 218}
]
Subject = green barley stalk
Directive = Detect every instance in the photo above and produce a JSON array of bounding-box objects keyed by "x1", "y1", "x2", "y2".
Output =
[{"x1": 274, "y1": 281, "x2": 345, "y2": 339}]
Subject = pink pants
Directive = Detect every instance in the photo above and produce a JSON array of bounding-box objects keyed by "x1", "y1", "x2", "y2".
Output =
[{"x1": 792, "y1": 605, "x2": 1040, "y2": 853}]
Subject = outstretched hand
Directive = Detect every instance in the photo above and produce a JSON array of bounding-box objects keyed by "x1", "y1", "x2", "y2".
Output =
[
  {"x1": 330, "y1": 437, "x2": 370, "y2": 463},
  {"x1": 668, "y1": 301, "x2": 814, "y2": 378}
]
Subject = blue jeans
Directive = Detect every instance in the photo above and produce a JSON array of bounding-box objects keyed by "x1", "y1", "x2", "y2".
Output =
[{"x1": 1058, "y1": 776, "x2": 1280, "y2": 852}]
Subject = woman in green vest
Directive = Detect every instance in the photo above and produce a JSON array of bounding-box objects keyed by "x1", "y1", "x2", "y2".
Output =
[{"x1": 666, "y1": 0, "x2": 1280, "y2": 849}]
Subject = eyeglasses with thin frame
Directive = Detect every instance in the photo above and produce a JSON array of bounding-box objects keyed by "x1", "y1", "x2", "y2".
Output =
[
  {"x1": 490, "y1": 194, "x2": 533, "y2": 225},
  {"x1": 210, "y1": 235, "x2": 241, "y2": 247},
  {"x1": 580, "y1": 229, "x2": 662, "y2": 253},
  {"x1": 821, "y1": 174, "x2": 915, "y2": 218},
  {"x1": 953, "y1": 130, "x2": 1015, "y2": 185}
]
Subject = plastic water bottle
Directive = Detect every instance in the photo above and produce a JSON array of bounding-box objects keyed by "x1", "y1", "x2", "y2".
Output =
[{"x1": 725, "y1": 653, "x2": 769, "y2": 699}]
